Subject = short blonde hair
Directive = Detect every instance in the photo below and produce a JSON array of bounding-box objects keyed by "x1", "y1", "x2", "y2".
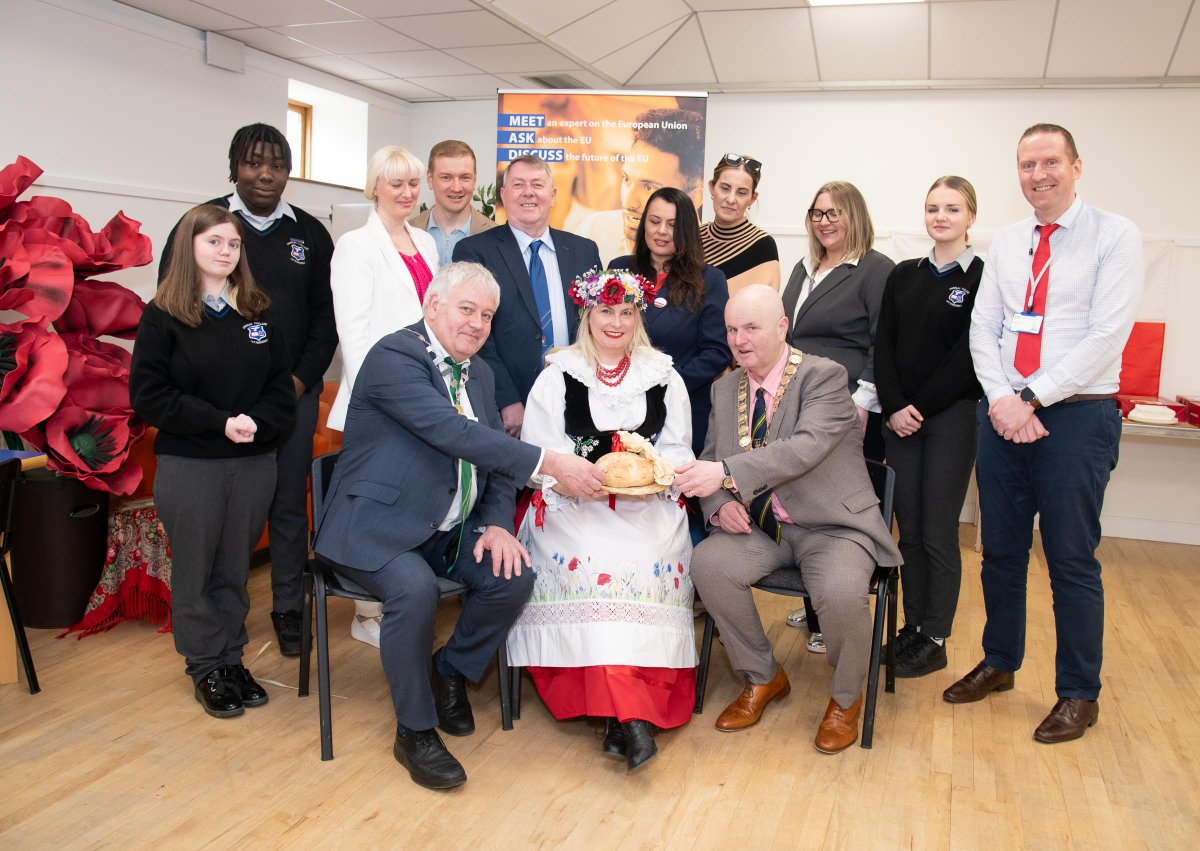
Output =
[
  {"x1": 805, "y1": 180, "x2": 875, "y2": 265},
  {"x1": 364, "y1": 146, "x2": 424, "y2": 202},
  {"x1": 573, "y1": 305, "x2": 654, "y2": 368}
]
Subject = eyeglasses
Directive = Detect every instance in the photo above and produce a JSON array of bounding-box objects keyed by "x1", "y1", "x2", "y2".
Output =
[
  {"x1": 719, "y1": 153, "x2": 762, "y2": 176},
  {"x1": 808, "y1": 208, "x2": 841, "y2": 223}
]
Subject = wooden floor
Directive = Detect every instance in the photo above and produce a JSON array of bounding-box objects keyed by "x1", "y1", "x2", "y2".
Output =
[{"x1": 2, "y1": 526, "x2": 1199, "y2": 850}]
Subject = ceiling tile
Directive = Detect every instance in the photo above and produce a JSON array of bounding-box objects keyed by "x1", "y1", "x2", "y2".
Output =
[
  {"x1": 1047, "y1": 0, "x2": 1191, "y2": 77},
  {"x1": 1170, "y1": 4, "x2": 1200, "y2": 75},
  {"x1": 274, "y1": 20, "x2": 424, "y2": 53},
  {"x1": 685, "y1": 0, "x2": 808, "y2": 9},
  {"x1": 115, "y1": 0, "x2": 253, "y2": 30},
  {"x1": 408, "y1": 74, "x2": 508, "y2": 98},
  {"x1": 447, "y1": 44, "x2": 580, "y2": 74},
  {"x1": 296, "y1": 53, "x2": 394, "y2": 81},
  {"x1": 360, "y1": 77, "x2": 445, "y2": 100},
  {"x1": 496, "y1": 68, "x2": 612, "y2": 89},
  {"x1": 553, "y1": 0, "x2": 693, "y2": 63},
  {"x1": 218, "y1": 27, "x2": 331, "y2": 59},
  {"x1": 337, "y1": 0, "x2": 477, "y2": 15},
  {"x1": 493, "y1": 0, "x2": 611, "y2": 35},
  {"x1": 380, "y1": 10, "x2": 532, "y2": 48},
  {"x1": 593, "y1": 18, "x2": 684, "y2": 83},
  {"x1": 700, "y1": 9, "x2": 818, "y2": 84},
  {"x1": 932, "y1": 0, "x2": 1054, "y2": 80},
  {"x1": 811, "y1": 4, "x2": 928, "y2": 81},
  {"x1": 202, "y1": 0, "x2": 362, "y2": 27},
  {"x1": 346, "y1": 49, "x2": 479, "y2": 77},
  {"x1": 630, "y1": 16, "x2": 716, "y2": 85}
]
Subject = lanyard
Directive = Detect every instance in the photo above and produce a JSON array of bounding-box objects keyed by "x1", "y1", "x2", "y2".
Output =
[{"x1": 1021, "y1": 228, "x2": 1057, "y2": 313}]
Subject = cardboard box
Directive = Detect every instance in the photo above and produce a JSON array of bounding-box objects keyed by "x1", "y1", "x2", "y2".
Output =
[
  {"x1": 1117, "y1": 395, "x2": 1185, "y2": 420},
  {"x1": 1175, "y1": 395, "x2": 1200, "y2": 426}
]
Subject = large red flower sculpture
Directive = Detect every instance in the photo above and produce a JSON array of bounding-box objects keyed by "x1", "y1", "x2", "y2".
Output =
[{"x1": 0, "y1": 155, "x2": 152, "y2": 495}]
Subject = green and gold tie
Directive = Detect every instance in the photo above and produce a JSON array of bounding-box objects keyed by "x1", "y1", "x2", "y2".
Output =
[{"x1": 443, "y1": 356, "x2": 474, "y2": 569}]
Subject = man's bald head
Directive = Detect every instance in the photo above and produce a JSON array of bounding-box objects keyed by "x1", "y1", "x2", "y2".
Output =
[{"x1": 725, "y1": 284, "x2": 789, "y2": 380}]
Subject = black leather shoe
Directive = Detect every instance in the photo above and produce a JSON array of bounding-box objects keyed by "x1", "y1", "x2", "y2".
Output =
[
  {"x1": 225, "y1": 665, "x2": 269, "y2": 707},
  {"x1": 601, "y1": 718, "x2": 626, "y2": 759},
  {"x1": 622, "y1": 720, "x2": 658, "y2": 773},
  {"x1": 895, "y1": 635, "x2": 948, "y2": 679},
  {"x1": 430, "y1": 652, "x2": 475, "y2": 736},
  {"x1": 393, "y1": 728, "x2": 467, "y2": 790},
  {"x1": 195, "y1": 670, "x2": 244, "y2": 718},
  {"x1": 881, "y1": 623, "x2": 920, "y2": 664},
  {"x1": 271, "y1": 610, "x2": 302, "y2": 657},
  {"x1": 1034, "y1": 698, "x2": 1098, "y2": 744}
]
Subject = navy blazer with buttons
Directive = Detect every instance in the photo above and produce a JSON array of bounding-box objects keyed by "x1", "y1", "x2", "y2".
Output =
[
  {"x1": 312, "y1": 321, "x2": 542, "y2": 573},
  {"x1": 453, "y1": 224, "x2": 602, "y2": 409},
  {"x1": 609, "y1": 256, "x2": 731, "y2": 454}
]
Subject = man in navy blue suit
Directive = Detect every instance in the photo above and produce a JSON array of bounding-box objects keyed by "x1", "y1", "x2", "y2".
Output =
[
  {"x1": 453, "y1": 154, "x2": 602, "y2": 437},
  {"x1": 313, "y1": 262, "x2": 604, "y2": 790}
]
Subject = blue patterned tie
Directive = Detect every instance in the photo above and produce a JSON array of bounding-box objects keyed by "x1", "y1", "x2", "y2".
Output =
[
  {"x1": 528, "y1": 239, "x2": 553, "y2": 358},
  {"x1": 748, "y1": 388, "x2": 781, "y2": 544}
]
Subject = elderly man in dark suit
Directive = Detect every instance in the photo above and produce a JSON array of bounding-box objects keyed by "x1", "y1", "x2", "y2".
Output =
[
  {"x1": 675, "y1": 285, "x2": 901, "y2": 754},
  {"x1": 313, "y1": 262, "x2": 604, "y2": 790},
  {"x1": 453, "y1": 154, "x2": 602, "y2": 437}
]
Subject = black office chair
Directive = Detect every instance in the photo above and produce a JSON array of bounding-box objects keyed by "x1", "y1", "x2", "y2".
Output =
[
  {"x1": 298, "y1": 450, "x2": 512, "y2": 760},
  {"x1": 693, "y1": 459, "x2": 899, "y2": 749},
  {"x1": 0, "y1": 458, "x2": 40, "y2": 694}
]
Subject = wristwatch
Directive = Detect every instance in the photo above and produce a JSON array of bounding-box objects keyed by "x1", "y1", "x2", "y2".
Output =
[
  {"x1": 721, "y1": 461, "x2": 735, "y2": 490},
  {"x1": 1019, "y1": 386, "x2": 1042, "y2": 409}
]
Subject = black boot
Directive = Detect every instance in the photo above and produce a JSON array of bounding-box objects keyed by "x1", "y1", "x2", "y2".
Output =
[
  {"x1": 622, "y1": 719, "x2": 658, "y2": 773},
  {"x1": 895, "y1": 634, "x2": 948, "y2": 678},
  {"x1": 393, "y1": 728, "x2": 467, "y2": 790},
  {"x1": 601, "y1": 718, "x2": 626, "y2": 759},
  {"x1": 430, "y1": 650, "x2": 475, "y2": 736}
]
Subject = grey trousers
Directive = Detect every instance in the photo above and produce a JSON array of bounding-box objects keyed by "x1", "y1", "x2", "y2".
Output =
[
  {"x1": 691, "y1": 523, "x2": 874, "y2": 709},
  {"x1": 155, "y1": 452, "x2": 276, "y2": 682},
  {"x1": 268, "y1": 383, "x2": 320, "y2": 613}
]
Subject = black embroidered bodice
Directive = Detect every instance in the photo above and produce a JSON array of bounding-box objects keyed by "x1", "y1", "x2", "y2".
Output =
[{"x1": 562, "y1": 373, "x2": 667, "y2": 461}]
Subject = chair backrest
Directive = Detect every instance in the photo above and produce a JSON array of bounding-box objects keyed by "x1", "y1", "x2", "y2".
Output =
[
  {"x1": 864, "y1": 459, "x2": 895, "y2": 528},
  {"x1": 0, "y1": 459, "x2": 19, "y2": 559},
  {"x1": 309, "y1": 450, "x2": 341, "y2": 547}
]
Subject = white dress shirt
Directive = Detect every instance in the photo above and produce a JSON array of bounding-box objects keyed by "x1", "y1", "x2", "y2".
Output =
[
  {"x1": 969, "y1": 196, "x2": 1143, "y2": 407},
  {"x1": 509, "y1": 224, "x2": 569, "y2": 349},
  {"x1": 227, "y1": 192, "x2": 295, "y2": 231},
  {"x1": 423, "y1": 321, "x2": 480, "y2": 531}
]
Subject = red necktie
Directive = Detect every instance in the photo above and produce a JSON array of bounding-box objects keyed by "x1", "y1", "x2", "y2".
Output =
[{"x1": 1013, "y1": 223, "x2": 1060, "y2": 377}]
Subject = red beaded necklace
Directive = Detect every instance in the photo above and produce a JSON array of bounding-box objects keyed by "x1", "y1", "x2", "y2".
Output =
[{"x1": 595, "y1": 354, "x2": 631, "y2": 387}]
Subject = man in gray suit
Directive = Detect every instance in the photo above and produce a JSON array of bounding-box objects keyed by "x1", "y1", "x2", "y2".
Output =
[
  {"x1": 676, "y1": 285, "x2": 900, "y2": 754},
  {"x1": 313, "y1": 262, "x2": 604, "y2": 790}
]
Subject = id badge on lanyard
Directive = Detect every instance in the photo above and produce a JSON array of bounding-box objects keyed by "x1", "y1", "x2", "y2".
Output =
[{"x1": 1011, "y1": 240, "x2": 1052, "y2": 334}]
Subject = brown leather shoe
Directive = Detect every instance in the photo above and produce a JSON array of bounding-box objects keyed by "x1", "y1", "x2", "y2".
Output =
[
  {"x1": 1033, "y1": 698, "x2": 1098, "y2": 743},
  {"x1": 942, "y1": 660, "x2": 1015, "y2": 704},
  {"x1": 814, "y1": 693, "x2": 862, "y2": 754},
  {"x1": 715, "y1": 665, "x2": 791, "y2": 732}
]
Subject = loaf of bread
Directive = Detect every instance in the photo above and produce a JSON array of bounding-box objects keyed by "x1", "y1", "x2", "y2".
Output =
[{"x1": 594, "y1": 452, "x2": 656, "y2": 488}]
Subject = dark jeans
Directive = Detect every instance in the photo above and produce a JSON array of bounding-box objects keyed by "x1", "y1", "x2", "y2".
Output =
[
  {"x1": 975, "y1": 398, "x2": 1120, "y2": 700},
  {"x1": 269, "y1": 382, "x2": 321, "y2": 614},
  {"x1": 883, "y1": 398, "x2": 977, "y2": 638},
  {"x1": 333, "y1": 526, "x2": 534, "y2": 732}
]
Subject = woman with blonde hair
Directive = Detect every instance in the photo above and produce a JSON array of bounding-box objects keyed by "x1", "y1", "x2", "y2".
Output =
[
  {"x1": 328, "y1": 145, "x2": 441, "y2": 646},
  {"x1": 131, "y1": 203, "x2": 294, "y2": 718},
  {"x1": 507, "y1": 270, "x2": 696, "y2": 773}
]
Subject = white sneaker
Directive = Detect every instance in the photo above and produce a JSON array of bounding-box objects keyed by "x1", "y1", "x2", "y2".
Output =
[
  {"x1": 786, "y1": 607, "x2": 807, "y2": 628},
  {"x1": 807, "y1": 632, "x2": 827, "y2": 654},
  {"x1": 350, "y1": 615, "x2": 381, "y2": 648}
]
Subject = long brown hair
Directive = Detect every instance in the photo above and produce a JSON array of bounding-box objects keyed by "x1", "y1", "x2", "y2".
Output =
[
  {"x1": 155, "y1": 204, "x2": 269, "y2": 327},
  {"x1": 632, "y1": 187, "x2": 706, "y2": 314}
]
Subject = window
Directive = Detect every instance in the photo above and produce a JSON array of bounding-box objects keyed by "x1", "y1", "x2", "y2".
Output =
[{"x1": 286, "y1": 99, "x2": 312, "y2": 179}]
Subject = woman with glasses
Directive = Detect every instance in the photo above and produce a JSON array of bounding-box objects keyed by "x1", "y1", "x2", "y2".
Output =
[
  {"x1": 699, "y1": 154, "x2": 780, "y2": 296},
  {"x1": 781, "y1": 181, "x2": 894, "y2": 647},
  {"x1": 873, "y1": 176, "x2": 983, "y2": 678},
  {"x1": 610, "y1": 186, "x2": 730, "y2": 455}
]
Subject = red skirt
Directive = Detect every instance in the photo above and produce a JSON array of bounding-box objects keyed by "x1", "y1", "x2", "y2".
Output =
[{"x1": 527, "y1": 664, "x2": 696, "y2": 729}]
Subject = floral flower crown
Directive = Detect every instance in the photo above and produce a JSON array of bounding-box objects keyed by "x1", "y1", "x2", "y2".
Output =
[{"x1": 568, "y1": 268, "x2": 660, "y2": 312}]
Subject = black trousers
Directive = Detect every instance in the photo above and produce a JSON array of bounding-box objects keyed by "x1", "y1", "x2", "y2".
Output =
[
  {"x1": 155, "y1": 453, "x2": 276, "y2": 682},
  {"x1": 268, "y1": 383, "x2": 320, "y2": 614},
  {"x1": 335, "y1": 526, "x2": 534, "y2": 731},
  {"x1": 882, "y1": 398, "x2": 977, "y2": 638}
]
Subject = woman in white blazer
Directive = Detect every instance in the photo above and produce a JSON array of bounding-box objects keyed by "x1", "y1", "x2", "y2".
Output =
[{"x1": 329, "y1": 145, "x2": 440, "y2": 645}]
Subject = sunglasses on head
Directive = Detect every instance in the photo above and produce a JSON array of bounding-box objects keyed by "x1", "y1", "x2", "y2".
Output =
[{"x1": 719, "y1": 153, "x2": 762, "y2": 176}]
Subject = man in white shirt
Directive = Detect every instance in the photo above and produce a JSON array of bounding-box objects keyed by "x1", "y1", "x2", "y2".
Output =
[
  {"x1": 943, "y1": 124, "x2": 1143, "y2": 744},
  {"x1": 408, "y1": 140, "x2": 495, "y2": 265}
]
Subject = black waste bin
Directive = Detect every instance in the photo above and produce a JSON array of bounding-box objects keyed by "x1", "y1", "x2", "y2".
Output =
[{"x1": 10, "y1": 473, "x2": 109, "y2": 629}]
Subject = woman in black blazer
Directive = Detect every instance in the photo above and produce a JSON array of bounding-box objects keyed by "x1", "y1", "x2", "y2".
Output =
[
  {"x1": 780, "y1": 180, "x2": 894, "y2": 646},
  {"x1": 610, "y1": 186, "x2": 731, "y2": 456}
]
